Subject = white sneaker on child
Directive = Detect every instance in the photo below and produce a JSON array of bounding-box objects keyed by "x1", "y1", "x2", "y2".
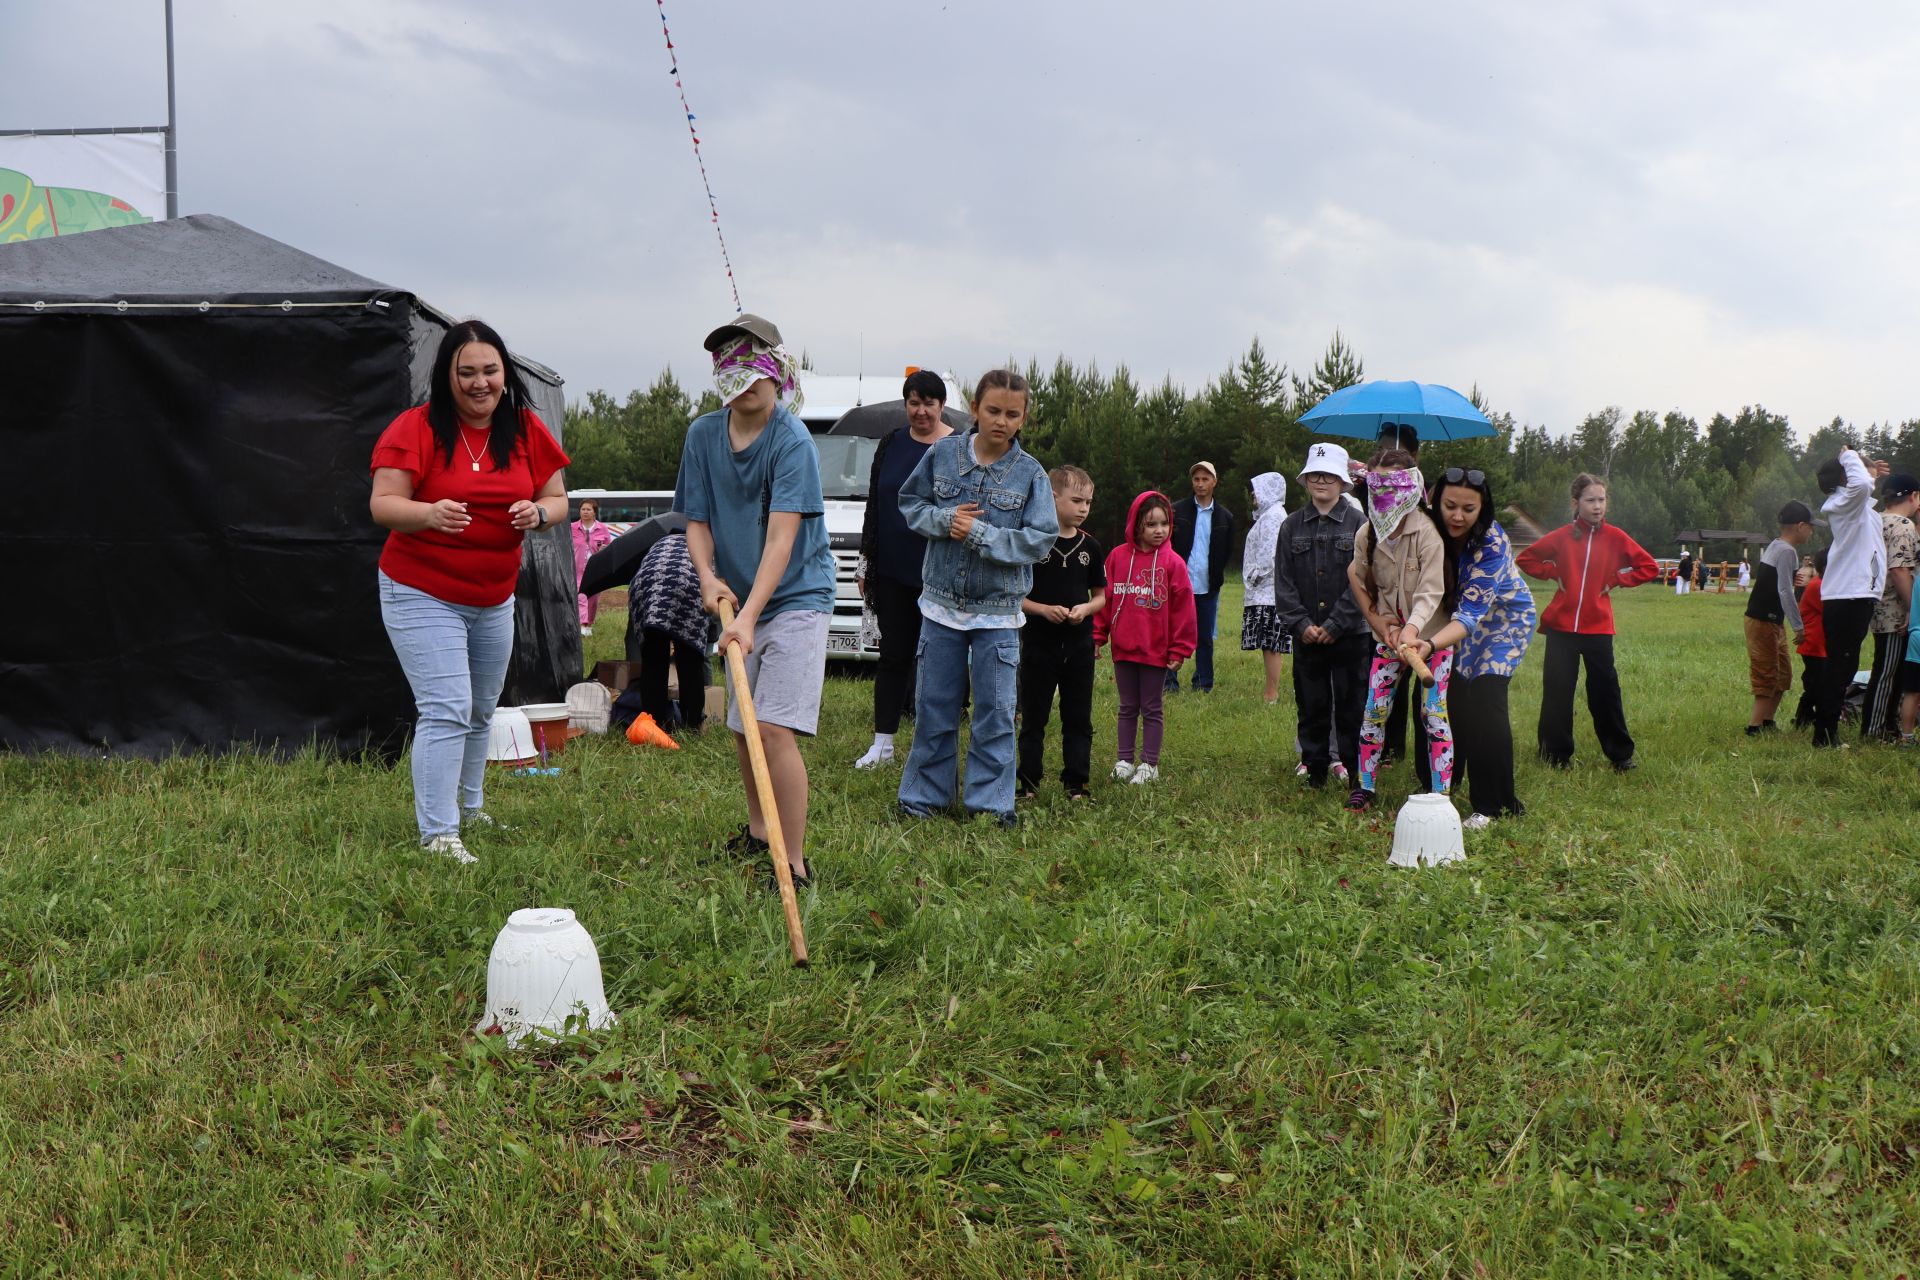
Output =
[
  {"x1": 425, "y1": 834, "x2": 478, "y2": 865},
  {"x1": 1462, "y1": 813, "x2": 1493, "y2": 832},
  {"x1": 1294, "y1": 762, "x2": 1309, "y2": 778},
  {"x1": 1332, "y1": 763, "x2": 1350, "y2": 784},
  {"x1": 1110, "y1": 760, "x2": 1136, "y2": 781},
  {"x1": 853, "y1": 741, "x2": 895, "y2": 770},
  {"x1": 1129, "y1": 763, "x2": 1159, "y2": 785}
]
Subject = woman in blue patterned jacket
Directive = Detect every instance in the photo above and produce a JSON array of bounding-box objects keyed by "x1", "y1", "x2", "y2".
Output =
[{"x1": 1399, "y1": 468, "x2": 1536, "y2": 828}]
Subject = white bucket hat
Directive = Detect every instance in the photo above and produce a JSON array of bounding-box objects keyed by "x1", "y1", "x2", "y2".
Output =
[{"x1": 1298, "y1": 441, "x2": 1352, "y2": 483}]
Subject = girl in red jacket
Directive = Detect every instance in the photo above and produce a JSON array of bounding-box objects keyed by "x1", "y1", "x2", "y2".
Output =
[
  {"x1": 1515, "y1": 472, "x2": 1660, "y2": 769},
  {"x1": 1093, "y1": 492, "x2": 1198, "y2": 785}
]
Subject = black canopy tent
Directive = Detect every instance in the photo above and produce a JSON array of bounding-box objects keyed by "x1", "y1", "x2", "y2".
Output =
[{"x1": 0, "y1": 214, "x2": 580, "y2": 757}]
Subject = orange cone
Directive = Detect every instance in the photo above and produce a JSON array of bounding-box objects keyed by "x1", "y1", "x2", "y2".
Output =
[{"x1": 626, "y1": 712, "x2": 680, "y2": 750}]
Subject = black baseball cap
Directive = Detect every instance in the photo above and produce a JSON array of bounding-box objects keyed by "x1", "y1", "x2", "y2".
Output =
[
  {"x1": 1882, "y1": 473, "x2": 1920, "y2": 501},
  {"x1": 1777, "y1": 500, "x2": 1817, "y2": 526},
  {"x1": 702, "y1": 312, "x2": 783, "y2": 352}
]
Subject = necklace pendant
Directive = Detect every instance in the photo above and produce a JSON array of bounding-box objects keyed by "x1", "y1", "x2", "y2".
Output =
[{"x1": 471, "y1": 461, "x2": 480, "y2": 472}]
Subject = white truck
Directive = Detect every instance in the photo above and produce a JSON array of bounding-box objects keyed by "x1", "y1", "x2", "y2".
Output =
[{"x1": 797, "y1": 373, "x2": 966, "y2": 660}]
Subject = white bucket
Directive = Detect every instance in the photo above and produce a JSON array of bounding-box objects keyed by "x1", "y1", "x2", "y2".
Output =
[
  {"x1": 476, "y1": 908, "x2": 617, "y2": 1047},
  {"x1": 487, "y1": 707, "x2": 536, "y2": 765},
  {"x1": 1388, "y1": 792, "x2": 1465, "y2": 869}
]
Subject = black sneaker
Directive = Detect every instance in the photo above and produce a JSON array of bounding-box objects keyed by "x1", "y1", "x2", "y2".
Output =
[
  {"x1": 1745, "y1": 725, "x2": 1764, "y2": 737},
  {"x1": 725, "y1": 824, "x2": 770, "y2": 857},
  {"x1": 1344, "y1": 788, "x2": 1375, "y2": 812},
  {"x1": 1612, "y1": 757, "x2": 1639, "y2": 772},
  {"x1": 1540, "y1": 755, "x2": 1573, "y2": 770},
  {"x1": 763, "y1": 860, "x2": 813, "y2": 892},
  {"x1": 1065, "y1": 786, "x2": 1092, "y2": 801}
]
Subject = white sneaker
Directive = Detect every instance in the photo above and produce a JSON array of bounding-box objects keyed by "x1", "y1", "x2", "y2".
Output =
[
  {"x1": 1332, "y1": 762, "x2": 1350, "y2": 784},
  {"x1": 1463, "y1": 813, "x2": 1492, "y2": 831},
  {"x1": 853, "y1": 742, "x2": 895, "y2": 770},
  {"x1": 425, "y1": 834, "x2": 477, "y2": 865},
  {"x1": 1129, "y1": 763, "x2": 1159, "y2": 785},
  {"x1": 1294, "y1": 762, "x2": 1309, "y2": 778},
  {"x1": 580, "y1": 625, "x2": 593, "y2": 637},
  {"x1": 462, "y1": 809, "x2": 511, "y2": 832},
  {"x1": 1110, "y1": 760, "x2": 1136, "y2": 781}
]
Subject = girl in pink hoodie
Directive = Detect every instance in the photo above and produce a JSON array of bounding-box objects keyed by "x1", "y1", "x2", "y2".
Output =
[{"x1": 1093, "y1": 492, "x2": 1198, "y2": 784}]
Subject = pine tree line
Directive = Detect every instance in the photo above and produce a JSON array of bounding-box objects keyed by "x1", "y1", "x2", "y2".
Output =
[{"x1": 563, "y1": 335, "x2": 1920, "y2": 560}]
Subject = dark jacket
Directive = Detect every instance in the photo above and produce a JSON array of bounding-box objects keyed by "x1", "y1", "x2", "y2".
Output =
[
  {"x1": 1270, "y1": 500, "x2": 1368, "y2": 640},
  {"x1": 1171, "y1": 497, "x2": 1237, "y2": 594}
]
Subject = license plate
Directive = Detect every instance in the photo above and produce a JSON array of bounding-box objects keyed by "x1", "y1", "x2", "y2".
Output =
[{"x1": 826, "y1": 632, "x2": 861, "y2": 653}]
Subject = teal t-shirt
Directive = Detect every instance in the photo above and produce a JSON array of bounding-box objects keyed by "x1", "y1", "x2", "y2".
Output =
[{"x1": 672, "y1": 405, "x2": 836, "y2": 618}]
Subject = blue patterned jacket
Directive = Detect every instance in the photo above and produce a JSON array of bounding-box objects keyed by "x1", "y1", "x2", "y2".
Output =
[{"x1": 1453, "y1": 522, "x2": 1536, "y2": 679}]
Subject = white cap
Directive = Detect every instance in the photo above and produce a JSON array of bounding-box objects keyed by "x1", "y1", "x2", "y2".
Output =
[{"x1": 1298, "y1": 442, "x2": 1352, "y2": 483}]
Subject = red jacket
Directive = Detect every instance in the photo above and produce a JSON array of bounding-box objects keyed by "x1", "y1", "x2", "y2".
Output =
[
  {"x1": 1515, "y1": 519, "x2": 1659, "y2": 636},
  {"x1": 1093, "y1": 491, "x2": 1198, "y2": 666},
  {"x1": 1797, "y1": 574, "x2": 1826, "y2": 658}
]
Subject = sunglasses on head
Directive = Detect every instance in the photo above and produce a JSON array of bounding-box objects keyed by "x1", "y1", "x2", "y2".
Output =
[{"x1": 1440, "y1": 467, "x2": 1487, "y2": 487}]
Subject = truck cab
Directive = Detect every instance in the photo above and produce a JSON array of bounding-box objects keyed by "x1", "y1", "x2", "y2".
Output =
[{"x1": 796, "y1": 373, "x2": 966, "y2": 660}]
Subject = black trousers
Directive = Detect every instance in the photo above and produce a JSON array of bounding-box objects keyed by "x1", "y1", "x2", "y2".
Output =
[
  {"x1": 638, "y1": 627, "x2": 710, "y2": 731},
  {"x1": 868, "y1": 574, "x2": 922, "y2": 735},
  {"x1": 1815, "y1": 598, "x2": 1875, "y2": 747},
  {"x1": 1536, "y1": 630, "x2": 1635, "y2": 765},
  {"x1": 1792, "y1": 655, "x2": 1827, "y2": 728},
  {"x1": 1862, "y1": 627, "x2": 1907, "y2": 740},
  {"x1": 1293, "y1": 634, "x2": 1370, "y2": 780},
  {"x1": 1018, "y1": 627, "x2": 1095, "y2": 790},
  {"x1": 1450, "y1": 674, "x2": 1522, "y2": 817}
]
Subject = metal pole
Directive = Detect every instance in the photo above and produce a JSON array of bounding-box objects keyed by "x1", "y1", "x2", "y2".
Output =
[{"x1": 164, "y1": 0, "x2": 178, "y2": 218}]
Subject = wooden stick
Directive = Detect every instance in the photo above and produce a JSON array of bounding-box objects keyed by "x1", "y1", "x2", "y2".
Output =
[
  {"x1": 716, "y1": 600, "x2": 809, "y2": 967},
  {"x1": 1398, "y1": 642, "x2": 1436, "y2": 688}
]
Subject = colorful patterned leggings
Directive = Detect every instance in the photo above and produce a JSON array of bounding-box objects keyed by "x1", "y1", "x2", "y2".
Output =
[{"x1": 1358, "y1": 642, "x2": 1453, "y2": 794}]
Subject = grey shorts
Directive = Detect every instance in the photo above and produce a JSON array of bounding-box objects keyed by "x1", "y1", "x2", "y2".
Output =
[{"x1": 726, "y1": 609, "x2": 829, "y2": 736}]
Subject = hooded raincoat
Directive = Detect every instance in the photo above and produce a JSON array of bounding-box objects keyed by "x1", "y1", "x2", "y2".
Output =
[{"x1": 1094, "y1": 491, "x2": 1199, "y2": 667}]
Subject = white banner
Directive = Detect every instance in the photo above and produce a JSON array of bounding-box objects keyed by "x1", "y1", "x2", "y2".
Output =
[{"x1": 1, "y1": 132, "x2": 166, "y2": 241}]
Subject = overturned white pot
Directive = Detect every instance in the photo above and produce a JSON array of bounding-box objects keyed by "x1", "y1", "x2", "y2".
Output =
[
  {"x1": 476, "y1": 908, "x2": 617, "y2": 1047},
  {"x1": 1388, "y1": 793, "x2": 1465, "y2": 869}
]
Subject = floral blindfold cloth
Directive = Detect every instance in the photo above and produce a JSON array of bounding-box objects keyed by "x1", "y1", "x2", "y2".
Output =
[
  {"x1": 712, "y1": 335, "x2": 804, "y2": 415},
  {"x1": 1366, "y1": 467, "x2": 1426, "y2": 544}
]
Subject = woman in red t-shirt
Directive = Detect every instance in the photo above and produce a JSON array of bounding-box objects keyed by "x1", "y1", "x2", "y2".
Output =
[{"x1": 369, "y1": 319, "x2": 570, "y2": 863}]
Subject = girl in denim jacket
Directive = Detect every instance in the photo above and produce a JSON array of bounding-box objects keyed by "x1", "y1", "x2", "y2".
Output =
[{"x1": 895, "y1": 370, "x2": 1058, "y2": 825}]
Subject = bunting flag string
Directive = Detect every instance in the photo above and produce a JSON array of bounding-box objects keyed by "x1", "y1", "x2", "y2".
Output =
[{"x1": 655, "y1": 0, "x2": 742, "y2": 313}]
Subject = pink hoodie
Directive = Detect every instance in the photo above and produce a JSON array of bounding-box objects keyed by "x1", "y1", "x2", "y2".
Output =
[{"x1": 1093, "y1": 490, "x2": 1198, "y2": 666}]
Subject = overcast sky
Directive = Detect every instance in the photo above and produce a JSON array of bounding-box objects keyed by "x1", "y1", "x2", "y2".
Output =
[{"x1": 6, "y1": 0, "x2": 1918, "y2": 436}]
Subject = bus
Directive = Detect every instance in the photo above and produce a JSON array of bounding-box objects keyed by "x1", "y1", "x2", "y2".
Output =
[{"x1": 566, "y1": 489, "x2": 675, "y2": 536}]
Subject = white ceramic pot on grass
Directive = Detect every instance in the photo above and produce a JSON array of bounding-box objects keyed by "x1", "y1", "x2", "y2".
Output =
[
  {"x1": 1389, "y1": 793, "x2": 1465, "y2": 869},
  {"x1": 476, "y1": 908, "x2": 617, "y2": 1047}
]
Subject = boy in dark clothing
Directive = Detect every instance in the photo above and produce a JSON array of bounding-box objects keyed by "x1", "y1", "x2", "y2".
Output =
[
  {"x1": 1272, "y1": 442, "x2": 1370, "y2": 787},
  {"x1": 1017, "y1": 466, "x2": 1107, "y2": 799},
  {"x1": 1744, "y1": 501, "x2": 1815, "y2": 735}
]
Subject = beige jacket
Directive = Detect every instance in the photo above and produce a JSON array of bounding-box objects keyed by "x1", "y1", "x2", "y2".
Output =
[{"x1": 1352, "y1": 514, "x2": 1447, "y2": 640}]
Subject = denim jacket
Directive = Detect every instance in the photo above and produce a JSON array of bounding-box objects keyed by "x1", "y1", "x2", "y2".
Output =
[
  {"x1": 898, "y1": 431, "x2": 1058, "y2": 615},
  {"x1": 1271, "y1": 500, "x2": 1368, "y2": 640}
]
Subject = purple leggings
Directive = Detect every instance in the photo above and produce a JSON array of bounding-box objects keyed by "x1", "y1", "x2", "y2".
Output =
[{"x1": 1114, "y1": 660, "x2": 1167, "y2": 766}]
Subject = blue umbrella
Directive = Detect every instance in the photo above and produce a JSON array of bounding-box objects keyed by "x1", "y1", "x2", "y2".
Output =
[{"x1": 1299, "y1": 380, "x2": 1495, "y2": 441}]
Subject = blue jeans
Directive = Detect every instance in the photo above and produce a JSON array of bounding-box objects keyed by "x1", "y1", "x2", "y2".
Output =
[
  {"x1": 378, "y1": 571, "x2": 516, "y2": 840},
  {"x1": 898, "y1": 620, "x2": 1020, "y2": 819},
  {"x1": 1168, "y1": 590, "x2": 1221, "y2": 691}
]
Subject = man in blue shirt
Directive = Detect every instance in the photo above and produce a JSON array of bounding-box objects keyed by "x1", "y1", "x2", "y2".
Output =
[
  {"x1": 1168, "y1": 461, "x2": 1237, "y2": 692},
  {"x1": 675, "y1": 313, "x2": 836, "y2": 888}
]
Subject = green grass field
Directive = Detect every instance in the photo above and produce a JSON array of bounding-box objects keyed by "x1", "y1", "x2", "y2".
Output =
[{"x1": 2, "y1": 582, "x2": 1917, "y2": 1277}]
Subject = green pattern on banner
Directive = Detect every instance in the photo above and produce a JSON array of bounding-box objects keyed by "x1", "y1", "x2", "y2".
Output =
[{"x1": 1, "y1": 167, "x2": 154, "y2": 241}]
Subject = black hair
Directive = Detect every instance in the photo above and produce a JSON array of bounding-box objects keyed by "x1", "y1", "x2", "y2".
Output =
[
  {"x1": 1429, "y1": 471, "x2": 1495, "y2": 616},
  {"x1": 902, "y1": 369, "x2": 947, "y2": 403},
  {"x1": 1816, "y1": 457, "x2": 1846, "y2": 496},
  {"x1": 1377, "y1": 422, "x2": 1420, "y2": 454},
  {"x1": 425, "y1": 318, "x2": 534, "y2": 469},
  {"x1": 1812, "y1": 546, "x2": 1829, "y2": 574}
]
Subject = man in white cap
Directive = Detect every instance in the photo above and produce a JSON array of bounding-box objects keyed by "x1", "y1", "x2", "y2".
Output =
[
  {"x1": 1271, "y1": 442, "x2": 1370, "y2": 788},
  {"x1": 1169, "y1": 460, "x2": 1237, "y2": 692}
]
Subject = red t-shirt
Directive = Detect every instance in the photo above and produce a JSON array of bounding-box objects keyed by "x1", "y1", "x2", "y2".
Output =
[{"x1": 371, "y1": 405, "x2": 570, "y2": 607}]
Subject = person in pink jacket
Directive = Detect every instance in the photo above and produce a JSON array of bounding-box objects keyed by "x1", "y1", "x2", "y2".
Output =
[
  {"x1": 571, "y1": 498, "x2": 616, "y2": 634},
  {"x1": 1092, "y1": 491, "x2": 1198, "y2": 785}
]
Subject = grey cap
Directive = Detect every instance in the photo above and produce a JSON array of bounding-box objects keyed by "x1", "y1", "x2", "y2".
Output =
[{"x1": 703, "y1": 312, "x2": 783, "y2": 352}]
